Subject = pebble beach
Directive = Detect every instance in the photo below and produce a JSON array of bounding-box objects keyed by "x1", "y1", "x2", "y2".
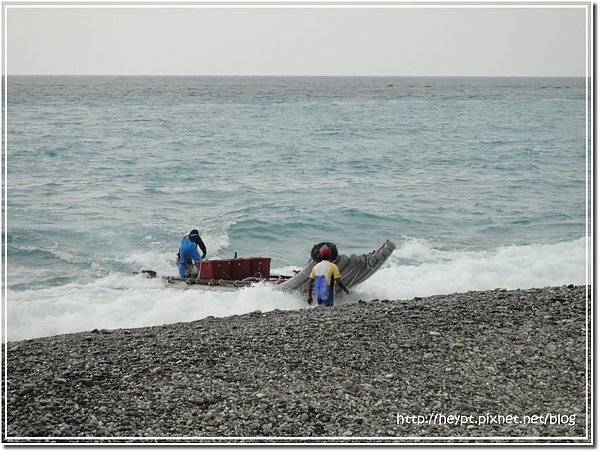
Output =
[{"x1": 4, "y1": 285, "x2": 590, "y2": 444}]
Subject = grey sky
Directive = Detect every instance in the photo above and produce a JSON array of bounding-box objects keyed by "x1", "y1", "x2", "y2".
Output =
[{"x1": 6, "y1": 3, "x2": 590, "y2": 76}]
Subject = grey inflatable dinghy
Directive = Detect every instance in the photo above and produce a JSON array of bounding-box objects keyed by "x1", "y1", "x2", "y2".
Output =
[{"x1": 275, "y1": 239, "x2": 396, "y2": 293}]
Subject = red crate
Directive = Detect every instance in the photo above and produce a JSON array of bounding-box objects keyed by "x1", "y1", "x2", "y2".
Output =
[
  {"x1": 199, "y1": 259, "x2": 232, "y2": 280},
  {"x1": 231, "y1": 258, "x2": 253, "y2": 280},
  {"x1": 251, "y1": 257, "x2": 271, "y2": 278}
]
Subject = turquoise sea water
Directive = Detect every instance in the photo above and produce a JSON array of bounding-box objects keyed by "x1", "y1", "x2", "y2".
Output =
[{"x1": 5, "y1": 76, "x2": 590, "y2": 340}]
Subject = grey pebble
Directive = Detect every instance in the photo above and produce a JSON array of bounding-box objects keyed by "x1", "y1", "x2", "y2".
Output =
[{"x1": 4, "y1": 285, "x2": 589, "y2": 442}]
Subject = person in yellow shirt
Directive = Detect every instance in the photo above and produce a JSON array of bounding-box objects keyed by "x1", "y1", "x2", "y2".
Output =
[{"x1": 307, "y1": 247, "x2": 349, "y2": 307}]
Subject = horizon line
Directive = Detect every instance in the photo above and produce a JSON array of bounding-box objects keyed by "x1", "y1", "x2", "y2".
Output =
[{"x1": 4, "y1": 73, "x2": 587, "y2": 78}]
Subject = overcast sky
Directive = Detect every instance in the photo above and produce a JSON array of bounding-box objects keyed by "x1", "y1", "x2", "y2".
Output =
[{"x1": 5, "y1": 2, "x2": 590, "y2": 77}]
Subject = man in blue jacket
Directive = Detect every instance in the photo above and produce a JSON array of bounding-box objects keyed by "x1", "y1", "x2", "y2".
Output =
[{"x1": 176, "y1": 229, "x2": 207, "y2": 281}]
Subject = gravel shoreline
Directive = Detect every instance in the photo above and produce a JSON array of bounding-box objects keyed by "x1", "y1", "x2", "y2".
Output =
[{"x1": 4, "y1": 285, "x2": 590, "y2": 444}]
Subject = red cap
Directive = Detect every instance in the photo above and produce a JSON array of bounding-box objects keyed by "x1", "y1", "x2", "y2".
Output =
[{"x1": 320, "y1": 247, "x2": 332, "y2": 257}]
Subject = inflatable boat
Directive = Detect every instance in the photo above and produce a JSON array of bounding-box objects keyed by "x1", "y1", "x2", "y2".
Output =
[{"x1": 140, "y1": 240, "x2": 395, "y2": 293}]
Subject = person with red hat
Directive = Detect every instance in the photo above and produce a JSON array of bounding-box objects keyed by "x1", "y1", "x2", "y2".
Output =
[{"x1": 307, "y1": 247, "x2": 349, "y2": 307}]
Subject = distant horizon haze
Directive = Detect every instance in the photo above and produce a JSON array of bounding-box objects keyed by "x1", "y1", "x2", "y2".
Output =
[
  {"x1": 5, "y1": 3, "x2": 590, "y2": 77},
  {"x1": 5, "y1": 74, "x2": 590, "y2": 78}
]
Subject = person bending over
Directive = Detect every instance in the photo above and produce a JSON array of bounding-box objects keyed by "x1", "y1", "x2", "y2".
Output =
[{"x1": 176, "y1": 229, "x2": 207, "y2": 281}]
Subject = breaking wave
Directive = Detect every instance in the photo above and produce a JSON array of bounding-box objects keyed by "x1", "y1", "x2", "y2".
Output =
[{"x1": 6, "y1": 237, "x2": 587, "y2": 342}]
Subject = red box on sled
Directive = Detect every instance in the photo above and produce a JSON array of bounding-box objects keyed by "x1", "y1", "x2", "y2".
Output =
[
  {"x1": 199, "y1": 257, "x2": 272, "y2": 280},
  {"x1": 231, "y1": 258, "x2": 253, "y2": 280},
  {"x1": 251, "y1": 258, "x2": 271, "y2": 278},
  {"x1": 199, "y1": 260, "x2": 232, "y2": 280}
]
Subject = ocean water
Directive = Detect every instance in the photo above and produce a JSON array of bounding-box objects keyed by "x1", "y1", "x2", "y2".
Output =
[{"x1": 5, "y1": 76, "x2": 590, "y2": 341}]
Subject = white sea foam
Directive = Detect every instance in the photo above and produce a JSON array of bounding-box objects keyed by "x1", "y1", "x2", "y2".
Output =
[
  {"x1": 6, "y1": 237, "x2": 588, "y2": 342},
  {"x1": 6, "y1": 275, "x2": 306, "y2": 342},
  {"x1": 123, "y1": 251, "x2": 176, "y2": 275},
  {"x1": 354, "y1": 237, "x2": 588, "y2": 301}
]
